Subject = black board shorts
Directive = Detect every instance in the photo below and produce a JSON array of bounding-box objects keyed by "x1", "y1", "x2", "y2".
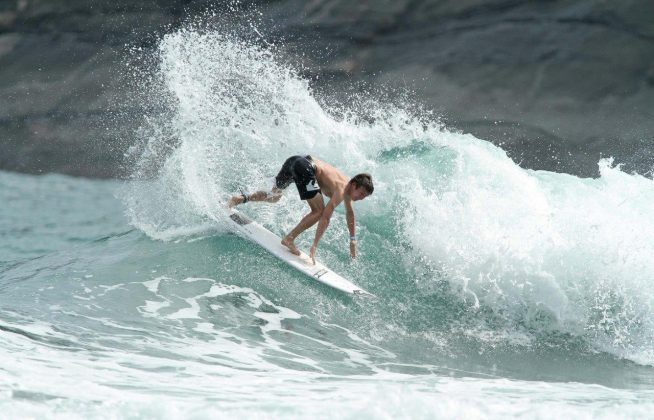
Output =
[{"x1": 275, "y1": 155, "x2": 321, "y2": 200}]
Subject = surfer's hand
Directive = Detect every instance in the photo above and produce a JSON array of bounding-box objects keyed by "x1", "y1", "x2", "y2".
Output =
[
  {"x1": 310, "y1": 245, "x2": 317, "y2": 265},
  {"x1": 350, "y1": 240, "x2": 357, "y2": 259}
]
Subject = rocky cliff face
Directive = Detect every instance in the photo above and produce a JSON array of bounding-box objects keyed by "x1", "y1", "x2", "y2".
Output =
[
  {"x1": 2, "y1": 0, "x2": 653, "y2": 177},
  {"x1": 0, "y1": 0, "x2": 211, "y2": 176}
]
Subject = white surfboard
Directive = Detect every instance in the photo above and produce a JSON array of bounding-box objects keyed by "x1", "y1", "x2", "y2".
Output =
[{"x1": 228, "y1": 210, "x2": 374, "y2": 297}]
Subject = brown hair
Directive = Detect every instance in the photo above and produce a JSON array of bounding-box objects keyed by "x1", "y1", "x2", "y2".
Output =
[{"x1": 349, "y1": 173, "x2": 374, "y2": 194}]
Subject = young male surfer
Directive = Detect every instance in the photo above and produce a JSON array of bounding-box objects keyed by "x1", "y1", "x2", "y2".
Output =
[{"x1": 228, "y1": 155, "x2": 374, "y2": 264}]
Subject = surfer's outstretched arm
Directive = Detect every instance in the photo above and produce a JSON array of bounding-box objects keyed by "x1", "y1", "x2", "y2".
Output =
[
  {"x1": 344, "y1": 198, "x2": 356, "y2": 258},
  {"x1": 310, "y1": 197, "x2": 341, "y2": 264}
]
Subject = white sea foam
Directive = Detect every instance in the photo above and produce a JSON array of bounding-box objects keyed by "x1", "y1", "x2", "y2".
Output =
[
  {"x1": 122, "y1": 28, "x2": 654, "y2": 366},
  {"x1": 403, "y1": 140, "x2": 654, "y2": 363}
]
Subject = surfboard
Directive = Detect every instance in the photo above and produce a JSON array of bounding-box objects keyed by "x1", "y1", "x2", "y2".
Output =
[{"x1": 228, "y1": 210, "x2": 374, "y2": 297}]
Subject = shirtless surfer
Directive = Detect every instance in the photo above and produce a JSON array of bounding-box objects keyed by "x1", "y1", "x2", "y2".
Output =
[{"x1": 228, "y1": 155, "x2": 374, "y2": 264}]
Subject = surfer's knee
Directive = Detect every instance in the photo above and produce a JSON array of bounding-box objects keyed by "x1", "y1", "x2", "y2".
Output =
[
  {"x1": 271, "y1": 192, "x2": 282, "y2": 202},
  {"x1": 268, "y1": 189, "x2": 283, "y2": 202}
]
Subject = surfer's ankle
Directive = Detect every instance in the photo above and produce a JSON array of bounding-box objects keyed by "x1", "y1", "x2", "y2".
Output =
[{"x1": 281, "y1": 236, "x2": 300, "y2": 255}]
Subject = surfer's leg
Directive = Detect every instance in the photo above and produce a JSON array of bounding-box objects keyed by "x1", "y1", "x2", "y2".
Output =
[
  {"x1": 282, "y1": 194, "x2": 324, "y2": 255},
  {"x1": 244, "y1": 189, "x2": 283, "y2": 203},
  {"x1": 229, "y1": 156, "x2": 298, "y2": 208},
  {"x1": 228, "y1": 188, "x2": 283, "y2": 207}
]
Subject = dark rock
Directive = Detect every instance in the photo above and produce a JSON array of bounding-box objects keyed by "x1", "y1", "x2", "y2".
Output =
[
  {"x1": 1, "y1": 0, "x2": 653, "y2": 178},
  {"x1": 260, "y1": 0, "x2": 654, "y2": 176}
]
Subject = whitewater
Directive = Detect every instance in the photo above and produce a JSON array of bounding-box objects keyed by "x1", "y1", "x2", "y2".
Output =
[{"x1": 1, "y1": 28, "x2": 654, "y2": 418}]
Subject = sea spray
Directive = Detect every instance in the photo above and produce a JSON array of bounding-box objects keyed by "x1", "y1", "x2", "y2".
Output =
[{"x1": 123, "y1": 27, "x2": 654, "y2": 365}]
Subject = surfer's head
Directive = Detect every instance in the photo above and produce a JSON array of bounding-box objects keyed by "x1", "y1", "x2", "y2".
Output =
[{"x1": 348, "y1": 173, "x2": 374, "y2": 201}]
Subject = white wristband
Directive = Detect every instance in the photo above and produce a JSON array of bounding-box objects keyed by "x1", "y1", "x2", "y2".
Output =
[{"x1": 350, "y1": 235, "x2": 357, "y2": 241}]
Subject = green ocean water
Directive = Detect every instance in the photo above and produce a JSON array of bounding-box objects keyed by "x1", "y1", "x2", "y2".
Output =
[{"x1": 1, "y1": 160, "x2": 653, "y2": 418}]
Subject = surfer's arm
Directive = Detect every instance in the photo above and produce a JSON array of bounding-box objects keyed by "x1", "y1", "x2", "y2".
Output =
[
  {"x1": 310, "y1": 198, "x2": 339, "y2": 264},
  {"x1": 344, "y1": 198, "x2": 356, "y2": 258},
  {"x1": 312, "y1": 201, "x2": 335, "y2": 246}
]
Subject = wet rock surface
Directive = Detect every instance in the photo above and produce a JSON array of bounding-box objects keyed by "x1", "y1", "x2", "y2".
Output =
[{"x1": 2, "y1": 0, "x2": 653, "y2": 178}]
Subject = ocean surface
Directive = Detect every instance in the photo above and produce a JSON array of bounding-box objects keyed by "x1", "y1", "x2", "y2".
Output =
[{"x1": 2, "y1": 29, "x2": 654, "y2": 419}]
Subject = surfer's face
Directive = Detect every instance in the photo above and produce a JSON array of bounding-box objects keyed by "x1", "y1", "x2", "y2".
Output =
[{"x1": 351, "y1": 186, "x2": 370, "y2": 201}]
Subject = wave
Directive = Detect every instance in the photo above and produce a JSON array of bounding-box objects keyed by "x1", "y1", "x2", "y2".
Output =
[{"x1": 122, "y1": 28, "x2": 654, "y2": 366}]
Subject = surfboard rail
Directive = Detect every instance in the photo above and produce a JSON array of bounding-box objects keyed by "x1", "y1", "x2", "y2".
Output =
[{"x1": 228, "y1": 210, "x2": 374, "y2": 297}]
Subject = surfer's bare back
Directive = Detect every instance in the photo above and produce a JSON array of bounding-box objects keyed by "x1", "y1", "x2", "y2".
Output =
[{"x1": 229, "y1": 155, "x2": 374, "y2": 264}]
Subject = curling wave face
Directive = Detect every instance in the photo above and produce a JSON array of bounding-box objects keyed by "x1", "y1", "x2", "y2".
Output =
[{"x1": 122, "y1": 29, "x2": 654, "y2": 368}]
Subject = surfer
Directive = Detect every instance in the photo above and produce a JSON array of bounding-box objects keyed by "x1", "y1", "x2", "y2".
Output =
[{"x1": 228, "y1": 155, "x2": 374, "y2": 264}]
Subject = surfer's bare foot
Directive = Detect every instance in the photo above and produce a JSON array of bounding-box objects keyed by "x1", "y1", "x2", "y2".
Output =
[
  {"x1": 281, "y1": 236, "x2": 301, "y2": 256},
  {"x1": 228, "y1": 195, "x2": 244, "y2": 208}
]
